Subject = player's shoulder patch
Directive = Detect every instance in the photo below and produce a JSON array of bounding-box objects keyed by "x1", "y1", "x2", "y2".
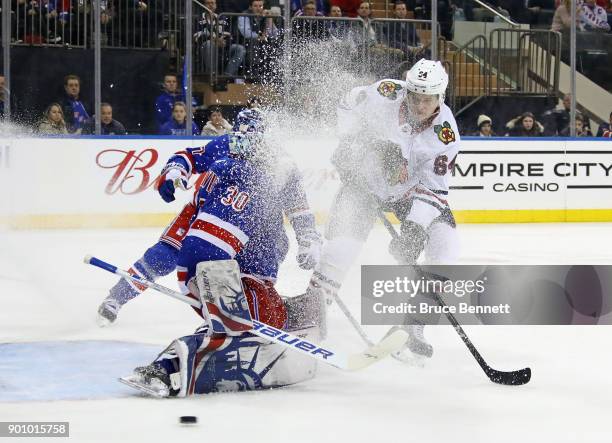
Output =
[
  {"x1": 376, "y1": 80, "x2": 403, "y2": 100},
  {"x1": 433, "y1": 121, "x2": 456, "y2": 145}
]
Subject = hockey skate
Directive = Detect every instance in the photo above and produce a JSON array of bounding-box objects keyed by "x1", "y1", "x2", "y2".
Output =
[
  {"x1": 119, "y1": 363, "x2": 179, "y2": 398},
  {"x1": 96, "y1": 298, "x2": 120, "y2": 327},
  {"x1": 284, "y1": 287, "x2": 327, "y2": 335},
  {"x1": 386, "y1": 323, "x2": 433, "y2": 365}
]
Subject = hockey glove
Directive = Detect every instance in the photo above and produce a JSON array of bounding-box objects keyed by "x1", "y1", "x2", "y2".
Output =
[
  {"x1": 157, "y1": 165, "x2": 188, "y2": 203},
  {"x1": 297, "y1": 231, "x2": 323, "y2": 270},
  {"x1": 388, "y1": 220, "x2": 428, "y2": 264}
]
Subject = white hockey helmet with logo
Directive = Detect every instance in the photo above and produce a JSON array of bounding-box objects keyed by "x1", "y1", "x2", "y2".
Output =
[{"x1": 405, "y1": 59, "x2": 449, "y2": 105}]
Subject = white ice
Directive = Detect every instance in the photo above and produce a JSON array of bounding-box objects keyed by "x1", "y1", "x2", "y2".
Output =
[{"x1": 1, "y1": 223, "x2": 612, "y2": 442}]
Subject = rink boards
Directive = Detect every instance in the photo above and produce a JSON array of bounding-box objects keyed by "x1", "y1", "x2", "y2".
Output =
[{"x1": 0, "y1": 136, "x2": 611, "y2": 228}]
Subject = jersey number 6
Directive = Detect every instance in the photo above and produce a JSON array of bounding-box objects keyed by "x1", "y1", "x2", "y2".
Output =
[
  {"x1": 221, "y1": 185, "x2": 251, "y2": 211},
  {"x1": 433, "y1": 155, "x2": 448, "y2": 176}
]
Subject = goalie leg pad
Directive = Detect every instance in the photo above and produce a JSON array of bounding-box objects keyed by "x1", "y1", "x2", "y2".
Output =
[{"x1": 150, "y1": 327, "x2": 319, "y2": 397}]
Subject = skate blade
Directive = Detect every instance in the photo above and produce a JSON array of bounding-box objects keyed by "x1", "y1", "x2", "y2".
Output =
[
  {"x1": 119, "y1": 376, "x2": 169, "y2": 398},
  {"x1": 96, "y1": 314, "x2": 113, "y2": 328}
]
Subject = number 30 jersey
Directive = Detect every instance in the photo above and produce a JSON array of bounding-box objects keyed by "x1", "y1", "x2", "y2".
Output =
[
  {"x1": 336, "y1": 79, "x2": 461, "y2": 205},
  {"x1": 188, "y1": 156, "x2": 274, "y2": 259}
]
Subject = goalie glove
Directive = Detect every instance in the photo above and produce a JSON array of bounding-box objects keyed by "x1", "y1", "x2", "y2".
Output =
[
  {"x1": 157, "y1": 163, "x2": 188, "y2": 203},
  {"x1": 296, "y1": 231, "x2": 323, "y2": 270}
]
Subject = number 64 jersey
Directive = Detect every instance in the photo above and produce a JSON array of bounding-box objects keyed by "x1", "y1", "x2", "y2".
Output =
[{"x1": 337, "y1": 78, "x2": 460, "y2": 212}]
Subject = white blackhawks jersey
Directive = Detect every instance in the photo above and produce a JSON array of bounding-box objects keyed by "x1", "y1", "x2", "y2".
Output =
[{"x1": 337, "y1": 78, "x2": 460, "y2": 205}]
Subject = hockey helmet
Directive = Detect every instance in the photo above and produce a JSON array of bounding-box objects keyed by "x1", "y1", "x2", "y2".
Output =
[
  {"x1": 405, "y1": 59, "x2": 448, "y2": 105},
  {"x1": 232, "y1": 108, "x2": 264, "y2": 134}
]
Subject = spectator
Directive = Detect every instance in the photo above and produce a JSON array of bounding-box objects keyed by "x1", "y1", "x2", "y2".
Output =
[
  {"x1": 575, "y1": 115, "x2": 593, "y2": 136},
  {"x1": 541, "y1": 93, "x2": 577, "y2": 135},
  {"x1": 238, "y1": 0, "x2": 281, "y2": 81},
  {"x1": 326, "y1": 5, "x2": 352, "y2": 40},
  {"x1": 294, "y1": 0, "x2": 325, "y2": 16},
  {"x1": 159, "y1": 102, "x2": 200, "y2": 136},
  {"x1": 293, "y1": 0, "x2": 328, "y2": 40},
  {"x1": 238, "y1": 0, "x2": 281, "y2": 44},
  {"x1": 196, "y1": 0, "x2": 246, "y2": 78},
  {"x1": 580, "y1": 0, "x2": 611, "y2": 31},
  {"x1": 331, "y1": 0, "x2": 364, "y2": 17},
  {"x1": 472, "y1": 114, "x2": 497, "y2": 137},
  {"x1": 559, "y1": 112, "x2": 592, "y2": 135},
  {"x1": 356, "y1": 2, "x2": 377, "y2": 45},
  {"x1": 329, "y1": 4, "x2": 343, "y2": 16},
  {"x1": 82, "y1": 103, "x2": 128, "y2": 135},
  {"x1": 38, "y1": 103, "x2": 68, "y2": 135},
  {"x1": 552, "y1": 0, "x2": 579, "y2": 33},
  {"x1": 59, "y1": 74, "x2": 90, "y2": 134},
  {"x1": 154, "y1": 73, "x2": 182, "y2": 131},
  {"x1": 383, "y1": 2, "x2": 425, "y2": 61},
  {"x1": 596, "y1": 111, "x2": 612, "y2": 137},
  {"x1": 201, "y1": 107, "x2": 233, "y2": 136},
  {"x1": 292, "y1": 0, "x2": 330, "y2": 15},
  {"x1": 505, "y1": 112, "x2": 545, "y2": 137}
]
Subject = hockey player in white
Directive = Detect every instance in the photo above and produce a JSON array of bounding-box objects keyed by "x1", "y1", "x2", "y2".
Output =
[{"x1": 308, "y1": 59, "x2": 460, "y2": 359}]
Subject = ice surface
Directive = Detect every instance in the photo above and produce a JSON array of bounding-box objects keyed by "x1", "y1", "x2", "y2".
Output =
[{"x1": 1, "y1": 223, "x2": 612, "y2": 442}]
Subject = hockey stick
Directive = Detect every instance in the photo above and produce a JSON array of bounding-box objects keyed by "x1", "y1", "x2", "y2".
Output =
[
  {"x1": 84, "y1": 255, "x2": 408, "y2": 372},
  {"x1": 375, "y1": 210, "x2": 532, "y2": 386}
]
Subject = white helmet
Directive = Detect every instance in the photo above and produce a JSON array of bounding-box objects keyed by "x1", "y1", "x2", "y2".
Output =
[{"x1": 405, "y1": 59, "x2": 449, "y2": 102}]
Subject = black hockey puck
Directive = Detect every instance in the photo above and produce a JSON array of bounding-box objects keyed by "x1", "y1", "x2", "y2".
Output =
[{"x1": 179, "y1": 416, "x2": 198, "y2": 425}]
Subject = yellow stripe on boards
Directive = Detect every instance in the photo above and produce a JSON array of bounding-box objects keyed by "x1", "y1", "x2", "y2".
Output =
[{"x1": 2, "y1": 209, "x2": 612, "y2": 229}]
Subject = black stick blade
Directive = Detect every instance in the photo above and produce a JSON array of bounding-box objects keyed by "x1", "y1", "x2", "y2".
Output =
[{"x1": 486, "y1": 367, "x2": 531, "y2": 386}]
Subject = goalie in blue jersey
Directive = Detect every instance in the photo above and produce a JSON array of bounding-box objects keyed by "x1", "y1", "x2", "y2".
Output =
[{"x1": 98, "y1": 109, "x2": 326, "y2": 397}]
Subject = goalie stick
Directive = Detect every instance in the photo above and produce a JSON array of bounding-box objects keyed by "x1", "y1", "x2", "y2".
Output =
[
  {"x1": 376, "y1": 209, "x2": 532, "y2": 386},
  {"x1": 84, "y1": 255, "x2": 408, "y2": 372}
]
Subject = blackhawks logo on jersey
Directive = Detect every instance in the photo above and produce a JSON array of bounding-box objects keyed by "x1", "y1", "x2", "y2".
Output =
[
  {"x1": 434, "y1": 121, "x2": 456, "y2": 145},
  {"x1": 377, "y1": 81, "x2": 402, "y2": 100}
]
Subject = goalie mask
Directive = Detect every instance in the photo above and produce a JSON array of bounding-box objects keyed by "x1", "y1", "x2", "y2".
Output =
[
  {"x1": 232, "y1": 108, "x2": 264, "y2": 135},
  {"x1": 404, "y1": 59, "x2": 448, "y2": 121},
  {"x1": 229, "y1": 132, "x2": 257, "y2": 159}
]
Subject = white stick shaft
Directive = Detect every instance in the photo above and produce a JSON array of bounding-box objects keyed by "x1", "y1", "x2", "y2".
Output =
[{"x1": 331, "y1": 292, "x2": 375, "y2": 347}]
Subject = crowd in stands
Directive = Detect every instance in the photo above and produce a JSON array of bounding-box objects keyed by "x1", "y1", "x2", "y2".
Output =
[
  {"x1": 0, "y1": 1, "x2": 610, "y2": 136},
  {"x1": 468, "y1": 93, "x2": 611, "y2": 137},
  {"x1": 7, "y1": 71, "x2": 254, "y2": 137}
]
